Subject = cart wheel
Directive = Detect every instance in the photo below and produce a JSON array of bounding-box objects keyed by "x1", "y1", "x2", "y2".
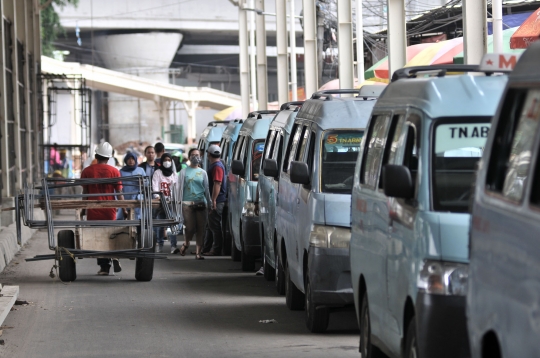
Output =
[
  {"x1": 58, "y1": 230, "x2": 77, "y2": 282},
  {"x1": 135, "y1": 235, "x2": 155, "y2": 282}
]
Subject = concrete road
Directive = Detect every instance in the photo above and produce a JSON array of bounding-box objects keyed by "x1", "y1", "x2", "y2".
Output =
[{"x1": 0, "y1": 229, "x2": 360, "y2": 358}]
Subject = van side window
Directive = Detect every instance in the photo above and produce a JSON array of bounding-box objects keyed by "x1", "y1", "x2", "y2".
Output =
[
  {"x1": 265, "y1": 130, "x2": 276, "y2": 159},
  {"x1": 379, "y1": 114, "x2": 404, "y2": 189},
  {"x1": 304, "y1": 131, "x2": 317, "y2": 188},
  {"x1": 296, "y1": 126, "x2": 311, "y2": 161},
  {"x1": 283, "y1": 124, "x2": 302, "y2": 173},
  {"x1": 361, "y1": 115, "x2": 390, "y2": 189},
  {"x1": 403, "y1": 123, "x2": 419, "y2": 191},
  {"x1": 234, "y1": 136, "x2": 244, "y2": 160},
  {"x1": 486, "y1": 89, "x2": 540, "y2": 202},
  {"x1": 275, "y1": 133, "x2": 284, "y2": 166}
]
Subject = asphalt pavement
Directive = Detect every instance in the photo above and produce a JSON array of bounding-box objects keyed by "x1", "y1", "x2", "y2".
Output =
[{"x1": 0, "y1": 228, "x2": 360, "y2": 358}]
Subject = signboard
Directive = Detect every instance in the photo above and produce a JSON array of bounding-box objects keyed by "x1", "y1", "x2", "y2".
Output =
[
  {"x1": 479, "y1": 53, "x2": 521, "y2": 72},
  {"x1": 435, "y1": 123, "x2": 491, "y2": 155}
]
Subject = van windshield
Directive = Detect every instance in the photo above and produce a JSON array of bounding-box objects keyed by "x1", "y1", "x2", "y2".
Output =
[
  {"x1": 321, "y1": 130, "x2": 364, "y2": 193},
  {"x1": 251, "y1": 140, "x2": 265, "y2": 181},
  {"x1": 432, "y1": 119, "x2": 491, "y2": 213}
]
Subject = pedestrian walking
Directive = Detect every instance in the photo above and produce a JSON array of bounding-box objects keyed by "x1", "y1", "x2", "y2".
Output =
[
  {"x1": 139, "y1": 145, "x2": 157, "y2": 178},
  {"x1": 202, "y1": 144, "x2": 227, "y2": 256},
  {"x1": 177, "y1": 149, "x2": 211, "y2": 260},
  {"x1": 118, "y1": 152, "x2": 146, "y2": 220},
  {"x1": 80, "y1": 142, "x2": 125, "y2": 275},
  {"x1": 152, "y1": 153, "x2": 178, "y2": 253},
  {"x1": 154, "y1": 142, "x2": 165, "y2": 165}
]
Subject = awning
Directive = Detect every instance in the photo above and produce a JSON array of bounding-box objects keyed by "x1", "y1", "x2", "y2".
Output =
[{"x1": 510, "y1": 8, "x2": 540, "y2": 49}]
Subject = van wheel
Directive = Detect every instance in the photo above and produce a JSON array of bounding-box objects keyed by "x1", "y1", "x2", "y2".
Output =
[
  {"x1": 360, "y1": 293, "x2": 383, "y2": 357},
  {"x1": 135, "y1": 234, "x2": 155, "y2": 281},
  {"x1": 263, "y1": 243, "x2": 275, "y2": 281},
  {"x1": 405, "y1": 318, "x2": 418, "y2": 358},
  {"x1": 230, "y1": 216, "x2": 241, "y2": 261},
  {"x1": 305, "y1": 275, "x2": 329, "y2": 333},
  {"x1": 275, "y1": 249, "x2": 285, "y2": 295},
  {"x1": 58, "y1": 230, "x2": 76, "y2": 282},
  {"x1": 285, "y1": 261, "x2": 305, "y2": 311}
]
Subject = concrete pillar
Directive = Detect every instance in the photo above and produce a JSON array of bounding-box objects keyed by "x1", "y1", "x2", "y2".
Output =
[
  {"x1": 239, "y1": 2, "x2": 251, "y2": 118},
  {"x1": 356, "y1": 0, "x2": 365, "y2": 82},
  {"x1": 249, "y1": 0, "x2": 257, "y2": 110},
  {"x1": 289, "y1": 0, "x2": 298, "y2": 101},
  {"x1": 276, "y1": 0, "x2": 289, "y2": 104},
  {"x1": 94, "y1": 32, "x2": 183, "y2": 146},
  {"x1": 256, "y1": 0, "x2": 268, "y2": 109},
  {"x1": 387, "y1": 0, "x2": 407, "y2": 79},
  {"x1": 463, "y1": 0, "x2": 487, "y2": 65},
  {"x1": 338, "y1": 0, "x2": 354, "y2": 93},
  {"x1": 0, "y1": 0, "x2": 10, "y2": 198},
  {"x1": 303, "y1": 0, "x2": 318, "y2": 97},
  {"x1": 492, "y1": 0, "x2": 503, "y2": 54}
]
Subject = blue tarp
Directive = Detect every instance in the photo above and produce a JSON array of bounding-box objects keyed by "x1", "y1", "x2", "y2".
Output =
[{"x1": 488, "y1": 12, "x2": 533, "y2": 34}]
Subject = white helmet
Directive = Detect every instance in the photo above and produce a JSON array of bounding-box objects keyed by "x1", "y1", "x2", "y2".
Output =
[{"x1": 95, "y1": 142, "x2": 113, "y2": 158}]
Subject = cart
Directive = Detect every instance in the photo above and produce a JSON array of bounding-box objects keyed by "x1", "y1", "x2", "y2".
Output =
[{"x1": 16, "y1": 175, "x2": 181, "y2": 282}]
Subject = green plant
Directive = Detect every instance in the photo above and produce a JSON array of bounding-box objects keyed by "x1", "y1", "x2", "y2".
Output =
[{"x1": 40, "y1": 0, "x2": 78, "y2": 57}]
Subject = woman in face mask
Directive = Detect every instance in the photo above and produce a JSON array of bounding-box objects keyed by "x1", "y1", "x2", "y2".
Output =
[
  {"x1": 152, "y1": 153, "x2": 179, "y2": 253},
  {"x1": 177, "y1": 148, "x2": 212, "y2": 259}
]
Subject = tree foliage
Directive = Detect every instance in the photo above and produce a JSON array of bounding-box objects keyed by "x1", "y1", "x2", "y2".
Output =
[{"x1": 40, "y1": 0, "x2": 79, "y2": 57}]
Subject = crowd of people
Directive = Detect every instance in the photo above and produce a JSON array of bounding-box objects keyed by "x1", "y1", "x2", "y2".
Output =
[{"x1": 78, "y1": 141, "x2": 226, "y2": 275}]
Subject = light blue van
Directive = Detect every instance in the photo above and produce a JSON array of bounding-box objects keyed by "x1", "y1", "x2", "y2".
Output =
[
  {"x1": 275, "y1": 89, "x2": 377, "y2": 333},
  {"x1": 258, "y1": 101, "x2": 303, "y2": 285},
  {"x1": 350, "y1": 67, "x2": 507, "y2": 358},
  {"x1": 229, "y1": 111, "x2": 278, "y2": 271},
  {"x1": 216, "y1": 119, "x2": 244, "y2": 256},
  {"x1": 197, "y1": 121, "x2": 227, "y2": 170},
  {"x1": 467, "y1": 48, "x2": 539, "y2": 358}
]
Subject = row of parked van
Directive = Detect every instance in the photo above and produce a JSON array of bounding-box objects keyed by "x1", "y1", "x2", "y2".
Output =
[{"x1": 196, "y1": 43, "x2": 540, "y2": 358}]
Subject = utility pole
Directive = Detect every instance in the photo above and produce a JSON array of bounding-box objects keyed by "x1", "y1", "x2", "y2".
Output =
[
  {"x1": 289, "y1": 0, "x2": 298, "y2": 101},
  {"x1": 387, "y1": 0, "x2": 407, "y2": 78},
  {"x1": 463, "y1": 0, "x2": 487, "y2": 64},
  {"x1": 276, "y1": 0, "x2": 289, "y2": 104},
  {"x1": 356, "y1": 0, "x2": 365, "y2": 82},
  {"x1": 249, "y1": 0, "x2": 257, "y2": 111},
  {"x1": 256, "y1": 0, "x2": 268, "y2": 109},
  {"x1": 303, "y1": 0, "x2": 319, "y2": 98},
  {"x1": 338, "y1": 0, "x2": 354, "y2": 94},
  {"x1": 492, "y1": 0, "x2": 503, "y2": 54},
  {"x1": 239, "y1": 1, "x2": 250, "y2": 118}
]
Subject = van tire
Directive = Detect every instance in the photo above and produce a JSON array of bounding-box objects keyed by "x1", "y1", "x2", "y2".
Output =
[
  {"x1": 285, "y1": 261, "x2": 305, "y2": 310},
  {"x1": 241, "y1": 249, "x2": 256, "y2": 272},
  {"x1": 135, "y1": 234, "x2": 155, "y2": 282},
  {"x1": 58, "y1": 230, "x2": 77, "y2": 282},
  {"x1": 263, "y1": 243, "x2": 275, "y2": 281},
  {"x1": 305, "y1": 275, "x2": 329, "y2": 333},
  {"x1": 275, "y1": 249, "x2": 285, "y2": 295},
  {"x1": 404, "y1": 318, "x2": 418, "y2": 358},
  {"x1": 359, "y1": 293, "x2": 384, "y2": 357}
]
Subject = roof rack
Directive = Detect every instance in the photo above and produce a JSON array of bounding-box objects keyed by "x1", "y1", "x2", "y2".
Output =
[
  {"x1": 311, "y1": 88, "x2": 381, "y2": 101},
  {"x1": 247, "y1": 110, "x2": 280, "y2": 119},
  {"x1": 230, "y1": 118, "x2": 244, "y2": 123},
  {"x1": 358, "y1": 85, "x2": 386, "y2": 98},
  {"x1": 280, "y1": 101, "x2": 304, "y2": 111},
  {"x1": 391, "y1": 65, "x2": 481, "y2": 82},
  {"x1": 207, "y1": 120, "x2": 229, "y2": 127}
]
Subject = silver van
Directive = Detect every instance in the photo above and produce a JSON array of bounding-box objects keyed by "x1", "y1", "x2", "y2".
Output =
[
  {"x1": 229, "y1": 111, "x2": 278, "y2": 271},
  {"x1": 259, "y1": 101, "x2": 303, "y2": 285},
  {"x1": 350, "y1": 66, "x2": 508, "y2": 358},
  {"x1": 275, "y1": 89, "x2": 377, "y2": 333},
  {"x1": 197, "y1": 121, "x2": 227, "y2": 170},
  {"x1": 467, "y1": 48, "x2": 539, "y2": 358}
]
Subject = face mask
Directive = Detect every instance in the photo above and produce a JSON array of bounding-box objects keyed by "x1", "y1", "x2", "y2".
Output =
[
  {"x1": 190, "y1": 156, "x2": 201, "y2": 164},
  {"x1": 163, "y1": 161, "x2": 172, "y2": 168}
]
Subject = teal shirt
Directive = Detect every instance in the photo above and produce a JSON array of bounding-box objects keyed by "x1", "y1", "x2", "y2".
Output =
[{"x1": 182, "y1": 167, "x2": 207, "y2": 202}]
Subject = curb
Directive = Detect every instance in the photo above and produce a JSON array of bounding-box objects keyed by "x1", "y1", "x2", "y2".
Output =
[{"x1": 0, "y1": 285, "x2": 19, "y2": 326}]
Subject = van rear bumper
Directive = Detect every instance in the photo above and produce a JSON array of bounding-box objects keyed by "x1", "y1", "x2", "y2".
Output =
[
  {"x1": 416, "y1": 292, "x2": 471, "y2": 358},
  {"x1": 307, "y1": 247, "x2": 353, "y2": 307},
  {"x1": 241, "y1": 215, "x2": 261, "y2": 257}
]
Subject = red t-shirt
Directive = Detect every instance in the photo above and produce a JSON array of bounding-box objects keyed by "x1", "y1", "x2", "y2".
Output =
[
  {"x1": 212, "y1": 166, "x2": 224, "y2": 183},
  {"x1": 81, "y1": 164, "x2": 123, "y2": 220}
]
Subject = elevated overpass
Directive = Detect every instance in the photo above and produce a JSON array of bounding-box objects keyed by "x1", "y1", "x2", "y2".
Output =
[{"x1": 41, "y1": 56, "x2": 241, "y2": 139}]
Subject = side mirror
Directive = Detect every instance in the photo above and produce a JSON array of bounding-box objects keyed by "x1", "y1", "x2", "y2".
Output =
[
  {"x1": 232, "y1": 160, "x2": 245, "y2": 176},
  {"x1": 290, "y1": 161, "x2": 310, "y2": 185},
  {"x1": 382, "y1": 164, "x2": 414, "y2": 199},
  {"x1": 263, "y1": 158, "x2": 279, "y2": 178}
]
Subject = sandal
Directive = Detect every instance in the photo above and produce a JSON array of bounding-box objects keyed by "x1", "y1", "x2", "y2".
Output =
[
  {"x1": 179, "y1": 244, "x2": 189, "y2": 256},
  {"x1": 195, "y1": 254, "x2": 205, "y2": 260}
]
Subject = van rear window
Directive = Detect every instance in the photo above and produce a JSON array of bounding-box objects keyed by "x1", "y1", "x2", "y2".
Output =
[
  {"x1": 251, "y1": 140, "x2": 265, "y2": 181},
  {"x1": 432, "y1": 120, "x2": 491, "y2": 213},
  {"x1": 321, "y1": 131, "x2": 364, "y2": 193}
]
